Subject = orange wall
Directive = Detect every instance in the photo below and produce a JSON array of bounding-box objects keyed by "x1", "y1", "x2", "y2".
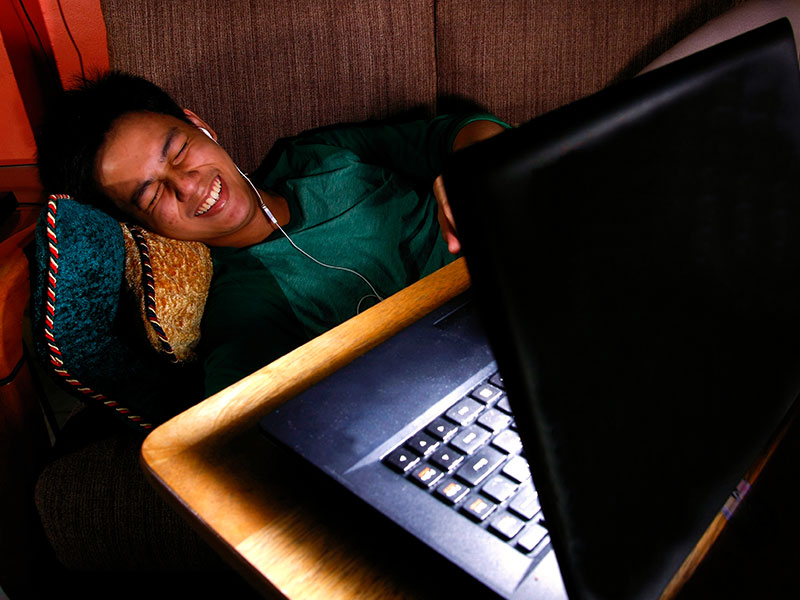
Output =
[
  {"x1": 36, "y1": 0, "x2": 109, "y2": 88},
  {"x1": 0, "y1": 28, "x2": 37, "y2": 166},
  {"x1": 0, "y1": 0, "x2": 108, "y2": 167}
]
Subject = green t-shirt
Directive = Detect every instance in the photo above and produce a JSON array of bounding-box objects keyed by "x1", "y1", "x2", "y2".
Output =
[{"x1": 201, "y1": 114, "x2": 507, "y2": 395}]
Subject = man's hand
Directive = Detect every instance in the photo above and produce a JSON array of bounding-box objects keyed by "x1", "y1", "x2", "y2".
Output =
[
  {"x1": 435, "y1": 120, "x2": 506, "y2": 254},
  {"x1": 434, "y1": 175, "x2": 461, "y2": 254}
]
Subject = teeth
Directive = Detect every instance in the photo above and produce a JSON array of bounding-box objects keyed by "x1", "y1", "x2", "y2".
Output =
[{"x1": 195, "y1": 176, "x2": 221, "y2": 216}]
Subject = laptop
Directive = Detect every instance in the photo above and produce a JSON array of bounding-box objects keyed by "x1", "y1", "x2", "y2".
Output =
[{"x1": 260, "y1": 19, "x2": 800, "y2": 599}]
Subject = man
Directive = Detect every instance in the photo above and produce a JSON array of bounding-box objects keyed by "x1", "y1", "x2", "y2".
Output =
[{"x1": 36, "y1": 72, "x2": 507, "y2": 393}]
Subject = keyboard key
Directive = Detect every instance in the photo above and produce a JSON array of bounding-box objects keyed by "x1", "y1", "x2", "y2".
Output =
[
  {"x1": 490, "y1": 512, "x2": 525, "y2": 541},
  {"x1": 429, "y1": 446, "x2": 465, "y2": 472},
  {"x1": 456, "y1": 446, "x2": 505, "y2": 486},
  {"x1": 405, "y1": 432, "x2": 440, "y2": 457},
  {"x1": 470, "y1": 383, "x2": 503, "y2": 405},
  {"x1": 481, "y1": 475, "x2": 518, "y2": 503},
  {"x1": 517, "y1": 521, "x2": 548, "y2": 554},
  {"x1": 502, "y1": 455, "x2": 531, "y2": 483},
  {"x1": 495, "y1": 395, "x2": 513, "y2": 414},
  {"x1": 492, "y1": 429, "x2": 522, "y2": 454},
  {"x1": 410, "y1": 464, "x2": 444, "y2": 489},
  {"x1": 383, "y1": 447, "x2": 420, "y2": 473},
  {"x1": 435, "y1": 478, "x2": 470, "y2": 505},
  {"x1": 445, "y1": 397, "x2": 484, "y2": 426},
  {"x1": 450, "y1": 424, "x2": 491, "y2": 455},
  {"x1": 425, "y1": 417, "x2": 458, "y2": 442},
  {"x1": 477, "y1": 408, "x2": 513, "y2": 434},
  {"x1": 508, "y1": 484, "x2": 540, "y2": 520},
  {"x1": 489, "y1": 372, "x2": 505, "y2": 389},
  {"x1": 461, "y1": 494, "x2": 497, "y2": 522}
]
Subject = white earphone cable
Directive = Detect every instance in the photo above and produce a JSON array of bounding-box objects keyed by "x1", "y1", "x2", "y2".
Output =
[
  {"x1": 199, "y1": 126, "x2": 384, "y2": 311},
  {"x1": 238, "y1": 165, "x2": 385, "y2": 307}
]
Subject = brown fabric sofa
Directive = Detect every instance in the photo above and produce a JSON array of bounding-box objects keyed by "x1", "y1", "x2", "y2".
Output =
[
  {"x1": 100, "y1": 0, "x2": 745, "y2": 173},
  {"x1": 29, "y1": 0, "x2": 796, "y2": 597}
]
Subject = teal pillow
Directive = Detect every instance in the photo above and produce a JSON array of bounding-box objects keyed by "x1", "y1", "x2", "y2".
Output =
[{"x1": 31, "y1": 195, "x2": 203, "y2": 433}]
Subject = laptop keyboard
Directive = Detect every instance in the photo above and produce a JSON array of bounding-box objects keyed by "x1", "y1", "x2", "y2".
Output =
[{"x1": 382, "y1": 372, "x2": 550, "y2": 556}]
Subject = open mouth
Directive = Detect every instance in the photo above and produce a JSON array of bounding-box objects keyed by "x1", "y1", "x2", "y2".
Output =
[{"x1": 195, "y1": 176, "x2": 222, "y2": 216}]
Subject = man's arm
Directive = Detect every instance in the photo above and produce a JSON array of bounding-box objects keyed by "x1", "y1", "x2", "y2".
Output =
[{"x1": 303, "y1": 115, "x2": 507, "y2": 184}]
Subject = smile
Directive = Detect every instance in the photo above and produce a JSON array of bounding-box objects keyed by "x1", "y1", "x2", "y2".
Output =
[{"x1": 195, "y1": 176, "x2": 222, "y2": 216}]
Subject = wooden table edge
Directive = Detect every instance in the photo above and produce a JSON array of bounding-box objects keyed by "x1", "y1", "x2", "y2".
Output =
[
  {"x1": 139, "y1": 454, "x2": 289, "y2": 598},
  {"x1": 139, "y1": 259, "x2": 471, "y2": 597},
  {"x1": 142, "y1": 258, "x2": 471, "y2": 464}
]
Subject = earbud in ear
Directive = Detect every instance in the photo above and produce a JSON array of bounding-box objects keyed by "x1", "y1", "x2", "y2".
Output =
[{"x1": 199, "y1": 127, "x2": 216, "y2": 143}]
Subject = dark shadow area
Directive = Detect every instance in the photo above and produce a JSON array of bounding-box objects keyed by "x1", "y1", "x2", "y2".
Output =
[
  {"x1": 436, "y1": 94, "x2": 494, "y2": 118},
  {"x1": 677, "y1": 417, "x2": 800, "y2": 598}
]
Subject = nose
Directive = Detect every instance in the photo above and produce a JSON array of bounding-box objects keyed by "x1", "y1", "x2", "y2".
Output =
[{"x1": 172, "y1": 169, "x2": 200, "y2": 202}]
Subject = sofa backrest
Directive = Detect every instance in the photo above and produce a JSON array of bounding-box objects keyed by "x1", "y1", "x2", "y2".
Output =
[
  {"x1": 434, "y1": 0, "x2": 746, "y2": 123},
  {"x1": 99, "y1": 0, "x2": 744, "y2": 172},
  {"x1": 100, "y1": 0, "x2": 438, "y2": 173}
]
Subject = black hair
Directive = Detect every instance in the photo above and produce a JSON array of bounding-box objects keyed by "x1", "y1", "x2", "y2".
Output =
[{"x1": 35, "y1": 71, "x2": 190, "y2": 217}]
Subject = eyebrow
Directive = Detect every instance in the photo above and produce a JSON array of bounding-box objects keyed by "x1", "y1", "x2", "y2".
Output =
[{"x1": 129, "y1": 126, "x2": 180, "y2": 207}]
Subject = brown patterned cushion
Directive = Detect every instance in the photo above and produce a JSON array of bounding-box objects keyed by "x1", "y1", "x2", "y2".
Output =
[{"x1": 121, "y1": 224, "x2": 212, "y2": 363}]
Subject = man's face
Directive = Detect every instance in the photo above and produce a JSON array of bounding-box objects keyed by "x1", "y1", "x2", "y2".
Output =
[{"x1": 95, "y1": 110, "x2": 265, "y2": 246}]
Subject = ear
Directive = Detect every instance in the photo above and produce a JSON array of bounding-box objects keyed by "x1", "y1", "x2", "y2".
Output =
[{"x1": 182, "y1": 108, "x2": 218, "y2": 141}]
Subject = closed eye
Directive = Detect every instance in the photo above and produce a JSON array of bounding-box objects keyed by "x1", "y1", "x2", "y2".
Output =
[
  {"x1": 145, "y1": 139, "x2": 186, "y2": 210},
  {"x1": 146, "y1": 183, "x2": 163, "y2": 212},
  {"x1": 173, "y1": 140, "x2": 188, "y2": 163}
]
